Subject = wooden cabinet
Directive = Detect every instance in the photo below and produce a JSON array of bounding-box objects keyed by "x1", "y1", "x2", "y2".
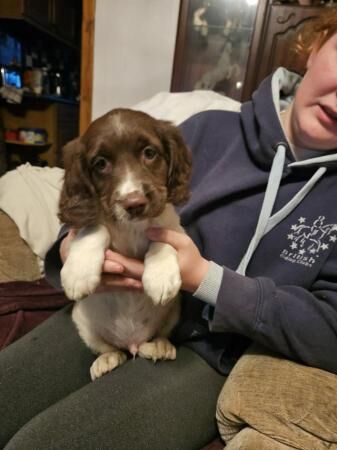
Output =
[
  {"x1": 0, "y1": 0, "x2": 81, "y2": 170},
  {"x1": 171, "y1": 0, "x2": 260, "y2": 101},
  {"x1": 0, "y1": 0, "x2": 81, "y2": 47},
  {"x1": 53, "y1": 0, "x2": 77, "y2": 44},
  {"x1": 23, "y1": 0, "x2": 51, "y2": 29},
  {"x1": 171, "y1": 0, "x2": 329, "y2": 102},
  {"x1": 2, "y1": 99, "x2": 79, "y2": 168},
  {"x1": 55, "y1": 102, "x2": 79, "y2": 165},
  {"x1": 242, "y1": 3, "x2": 325, "y2": 100}
]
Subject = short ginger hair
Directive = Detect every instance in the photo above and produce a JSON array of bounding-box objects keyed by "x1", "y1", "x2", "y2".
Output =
[{"x1": 294, "y1": 6, "x2": 337, "y2": 59}]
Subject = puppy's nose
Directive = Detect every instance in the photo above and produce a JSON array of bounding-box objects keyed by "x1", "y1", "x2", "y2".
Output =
[{"x1": 121, "y1": 193, "x2": 148, "y2": 217}]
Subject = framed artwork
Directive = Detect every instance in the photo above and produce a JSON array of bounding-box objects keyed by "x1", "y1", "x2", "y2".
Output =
[{"x1": 171, "y1": 0, "x2": 260, "y2": 101}]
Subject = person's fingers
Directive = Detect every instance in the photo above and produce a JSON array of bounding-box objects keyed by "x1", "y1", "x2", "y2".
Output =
[
  {"x1": 68, "y1": 229, "x2": 77, "y2": 239},
  {"x1": 98, "y1": 274, "x2": 143, "y2": 291},
  {"x1": 102, "y1": 259, "x2": 124, "y2": 273},
  {"x1": 105, "y1": 250, "x2": 144, "y2": 279},
  {"x1": 60, "y1": 229, "x2": 79, "y2": 263}
]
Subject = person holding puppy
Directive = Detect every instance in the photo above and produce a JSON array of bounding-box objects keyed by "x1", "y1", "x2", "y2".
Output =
[{"x1": 1, "y1": 7, "x2": 337, "y2": 450}]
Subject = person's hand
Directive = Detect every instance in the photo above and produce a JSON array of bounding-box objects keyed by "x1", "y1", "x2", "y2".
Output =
[
  {"x1": 60, "y1": 229, "x2": 77, "y2": 263},
  {"x1": 60, "y1": 230, "x2": 144, "y2": 292},
  {"x1": 146, "y1": 227, "x2": 210, "y2": 293},
  {"x1": 98, "y1": 250, "x2": 144, "y2": 292}
]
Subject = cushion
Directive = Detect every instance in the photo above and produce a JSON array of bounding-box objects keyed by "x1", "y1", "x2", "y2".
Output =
[
  {"x1": 0, "y1": 278, "x2": 70, "y2": 349},
  {"x1": 0, "y1": 211, "x2": 41, "y2": 282}
]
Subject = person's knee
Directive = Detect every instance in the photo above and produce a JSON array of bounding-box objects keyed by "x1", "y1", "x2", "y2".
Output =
[
  {"x1": 225, "y1": 428, "x2": 295, "y2": 450},
  {"x1": 216, "y1": 344, "x2": 337, "y2": 449},
  {"x1": 216, "y1": 346, "x2": 269, "y2": 442},
  {"x1": 216, "y1": 369, "x2": 241, "y2": 443}
]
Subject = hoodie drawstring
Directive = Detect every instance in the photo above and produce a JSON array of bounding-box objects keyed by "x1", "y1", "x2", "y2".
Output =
[{"x1": 236, "y1": 144, "x2": 327, "y2": 276}]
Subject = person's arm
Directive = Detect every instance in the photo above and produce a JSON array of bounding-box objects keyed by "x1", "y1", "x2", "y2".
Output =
[
  {"x1": 209, "y1": 265, "x2": 337, "y2": 374},
  {"x1": 147, "y1": 227, "x2": 337, "y2": 374}
]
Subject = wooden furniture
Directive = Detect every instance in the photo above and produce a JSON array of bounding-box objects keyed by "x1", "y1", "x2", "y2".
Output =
[
  {"x1": 171, "y1": 0, "x2": 260, "y2": 101},
  {"x1": 0, "y1": 0, "x2": 81, "y2": 48},
  {"x1": 0, "y1": 0, "x2": 81, "y2": 169},
  {"x1": 2, "y1": 98, "x2": 79, "y2": 167},
  {"x1": 171, "y1": 0, "x2": 329, "y2": 102},
  {"x1": 79, "y1": 0, "x2": 95, "y2": 135},
  {"x1": 242, "y1": 2, "x2": 326, "y2": 100}
]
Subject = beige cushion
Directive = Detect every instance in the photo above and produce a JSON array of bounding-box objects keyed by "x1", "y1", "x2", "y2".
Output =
[
  {"x1": 217, "y1": 344, "x2": 337, "y2": 449},
  {"x1": 0, "y1": 210, "x2": 41, "y2": 282}
]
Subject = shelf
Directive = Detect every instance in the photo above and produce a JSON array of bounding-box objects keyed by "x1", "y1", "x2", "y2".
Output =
[
  {"x1": 0, "y1": 93, "x2": 79, "y2": 107},
  {"x1": 5, "y1": 140, "x2": 52, "y2": 147},
  {"x1": 0, "y1": 10, "x2": 81, "y2": 51},
  {"x1": 23, "y1": 92, "x2": 79, "y2": 106}
]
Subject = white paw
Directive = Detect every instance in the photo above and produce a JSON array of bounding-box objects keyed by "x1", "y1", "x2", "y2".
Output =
[
  {"x1": 90, "y1": 351, "x2": 127, "y2": 380},
  {"x1": 142, "y1": 259, "x2": 181, "y2": 305},
  {"x1": 61, "y1": 255, "x2": 102, "y2": 301},
  {"x1": 138, "y1": 338, "x2": 176, "y2": 362}
]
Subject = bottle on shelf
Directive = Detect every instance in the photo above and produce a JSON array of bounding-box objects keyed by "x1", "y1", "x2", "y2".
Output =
[
  {"x1": 23, "y1": 46, "x2": 33, "y2": 91},
  {"x1": 31, "y1": 48, "x2": 43, "y2": 95},
  {"x1": 40, "y1": 51, "x2": 51, "y2": 95}
]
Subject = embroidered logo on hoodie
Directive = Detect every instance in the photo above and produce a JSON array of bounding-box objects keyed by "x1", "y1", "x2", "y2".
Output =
[{"x1": 280, "y1": 216, "x2": 337, "y2": 268}]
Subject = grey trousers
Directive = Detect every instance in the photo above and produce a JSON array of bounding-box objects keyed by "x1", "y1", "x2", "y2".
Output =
[{"x1": 0, "y1": 306, "x2": 225, "y2": 450}]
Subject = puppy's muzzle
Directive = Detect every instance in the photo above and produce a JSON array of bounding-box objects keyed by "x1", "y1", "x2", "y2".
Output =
[{"x1": 120, "y1": 192, "x2": 148, "y2": 218}]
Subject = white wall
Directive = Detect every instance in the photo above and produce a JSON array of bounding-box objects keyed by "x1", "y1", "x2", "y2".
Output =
[{"x1": 92, "y1": 0, "x2": 180, "y2": 120}]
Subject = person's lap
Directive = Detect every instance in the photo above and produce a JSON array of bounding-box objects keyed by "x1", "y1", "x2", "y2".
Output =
[{"x1": 0, "y1": 306, "x2": 225, "y2": 450}]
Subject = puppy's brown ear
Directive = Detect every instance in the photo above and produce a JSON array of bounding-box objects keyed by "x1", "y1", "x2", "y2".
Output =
[
  {"x1": 158, "y1": 121, "x2": 192, "y2": 206},
  {"x1": 59, "y1": 138, "x2": 99, "y2": 228}
]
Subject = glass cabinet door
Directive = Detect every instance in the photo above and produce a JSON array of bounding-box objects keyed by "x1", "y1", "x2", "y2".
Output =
[{"x1": 171, "y1": 0, "x2": 259, "y2": 101}]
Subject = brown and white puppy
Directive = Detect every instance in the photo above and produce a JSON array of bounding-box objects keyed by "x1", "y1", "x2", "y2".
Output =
[{"x1": 59, "y1": 108, "x2": 191, "y2": 380}]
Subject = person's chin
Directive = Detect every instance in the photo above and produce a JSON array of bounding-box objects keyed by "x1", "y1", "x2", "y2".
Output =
[{"x1": 294, "y1": 115, "x2": 337, "y2": 150}]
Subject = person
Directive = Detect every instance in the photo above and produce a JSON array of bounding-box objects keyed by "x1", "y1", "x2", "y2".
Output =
[{"x1": 1, "y1": 7, "x2": 337, "y2": 449}]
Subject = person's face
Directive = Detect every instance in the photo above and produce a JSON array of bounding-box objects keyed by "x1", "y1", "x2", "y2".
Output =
[{"x1": 289, "y1": 32, "x2": 337, "y2": 151}]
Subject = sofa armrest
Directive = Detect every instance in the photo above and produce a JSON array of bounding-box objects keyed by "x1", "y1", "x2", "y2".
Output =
[{"x1": 0, "y1": 210, "x2": 41, "y2": 282}]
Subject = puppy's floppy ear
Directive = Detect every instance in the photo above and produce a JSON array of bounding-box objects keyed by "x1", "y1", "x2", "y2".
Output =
[
  {"x1": 58, "y1": 138, "x2": 99, "y2": 228},
  {"x1": 158, "y1": 121, "x2": 192, "y2": 206}
]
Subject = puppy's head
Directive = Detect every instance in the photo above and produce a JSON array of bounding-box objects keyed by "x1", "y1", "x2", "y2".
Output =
[{"x1": 58, "y1": 108, "x2": 191, "y2": 228}]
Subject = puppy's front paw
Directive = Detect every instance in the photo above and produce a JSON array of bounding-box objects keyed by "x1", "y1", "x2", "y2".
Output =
[
  {"x1": 61, "y1": 256, "x2": 102, "y2": 301},
  {"x1": 90, "y1": 351, "x2": 127, "y2": 380},
  {"x1": 142, "y1": 258, "x2": 181, "y2": 305},
  {"x1": 138, "y1": 338, "x2": 176, "y2": 362}
]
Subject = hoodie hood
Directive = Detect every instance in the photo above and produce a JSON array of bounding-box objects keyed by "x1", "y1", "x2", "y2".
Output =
[
  {"x1": 237, "y1": 68, "x2": 337, "y2": 275},
  {"x1": 241, "y1": 67, "x2": 337, "y2": 172},
  {"x1": 179, "y1": 68, "x2": 337, "y2": 247}
]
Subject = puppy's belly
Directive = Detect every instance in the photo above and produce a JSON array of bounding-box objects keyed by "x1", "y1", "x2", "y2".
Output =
[{"x1": 72, "y1": 291, "x2": 176, "y2": 352}]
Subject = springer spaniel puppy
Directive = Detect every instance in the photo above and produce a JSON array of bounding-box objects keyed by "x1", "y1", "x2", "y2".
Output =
[{"x1": 59, "y1": 108, "x2": 191, "y2": 380}]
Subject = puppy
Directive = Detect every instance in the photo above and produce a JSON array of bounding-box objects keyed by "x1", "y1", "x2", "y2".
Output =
[{"x1": 59, "y1": 108, "x2": 192, "y2": 380}]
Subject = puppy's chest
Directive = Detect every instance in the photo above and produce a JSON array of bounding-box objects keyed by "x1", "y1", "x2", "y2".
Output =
[
  {"x1": 106, "y1": 222, "x2": 149, "y2": 259},
  {"x1": 82, "y1": 292, "x2": 169, "y2": 350}
]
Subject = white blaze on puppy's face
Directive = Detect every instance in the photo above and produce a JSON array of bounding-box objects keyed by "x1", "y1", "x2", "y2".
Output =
[
  {"x1": 116, "y1": 168, "x2": 143, "y2": 199},
  {"x1": 113, "y1": 167, "x2": 147, "y2": 222},
  {"x1": 109, "y1": 112, "x2": 126, "y2": 137}
]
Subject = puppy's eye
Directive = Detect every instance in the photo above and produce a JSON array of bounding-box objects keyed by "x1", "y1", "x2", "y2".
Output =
[
  {"x1": 142, "y1": 146, "x2": 157, "y2": 161},
  {"x1": 92, "y1": 156, "x2": 110, "y2": 172}
]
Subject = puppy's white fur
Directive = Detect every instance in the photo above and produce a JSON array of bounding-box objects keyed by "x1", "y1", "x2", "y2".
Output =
[
  {"x1": 59, "y1": 108, "x2": 191, "y2": 381},
  {"x1": 61, "y1": 204, "x2": 183, "y2": 380}
]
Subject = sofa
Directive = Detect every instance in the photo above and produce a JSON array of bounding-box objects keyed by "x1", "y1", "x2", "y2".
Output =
[{"x1": 0, "y1": 210, "x2": 70, "y2": 350}]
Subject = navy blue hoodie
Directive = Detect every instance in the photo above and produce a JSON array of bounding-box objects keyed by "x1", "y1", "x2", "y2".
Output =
[{"x1": 176, "y1": 68, "x2": 337, "y2": 375}]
